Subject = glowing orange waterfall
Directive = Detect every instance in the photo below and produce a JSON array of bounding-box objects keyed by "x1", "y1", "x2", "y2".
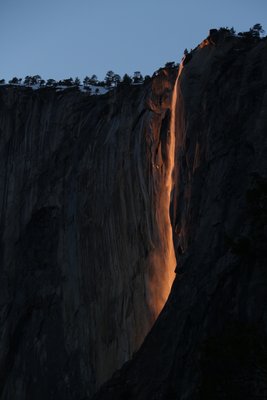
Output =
[
  {"x1": 162, "y1": 72, "x2": 179, "y2": 301},
  {"x1": 148, "y1": 67, "x2": 182, "y2": 319}
]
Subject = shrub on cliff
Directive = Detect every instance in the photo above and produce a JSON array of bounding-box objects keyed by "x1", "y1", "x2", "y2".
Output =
[
  {"x1": 46, "y1": 79, "x2": 57, "y2": 87},
  {"x1": 89, "y1": 75, "x2": 98, "y2": 85},
  {"x1": 165, "y1": 61, "x2": 176, "y2": 68},
  {"x1": 250, "y1": 23, "x2": 265, "y2": 37},
  {"x1": 121, "y1": 74, "x2": 132, "y2": 85},
  {"x1": 9, "y1": 77, "x2": 19, "y2": 84},
  {"x1": 57, "y1": 78, "x2": 74, "y2": 86},
  {"x1": 238, "y1": 23, "x2": 265, "y2": 40},
  {"x1": 24, "y1": 75, "x2": 42, "y2": 86},
  {"x1": 218, "y1": 27, "x2": 235, "y2": 35},
  {"x1": 132, "y1": 71, "x2": 143, "y2": 84},
  {"x1": 144, "y1": 75, "x2": 150, "y2": 82},
  {"x1": 105, "y1": 70, "x2": 115, "y2": 87}
]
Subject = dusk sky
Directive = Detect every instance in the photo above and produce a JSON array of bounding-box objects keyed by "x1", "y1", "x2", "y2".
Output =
[{"x1": 1, "y1": 0, "x2": 267, "y2": 81}]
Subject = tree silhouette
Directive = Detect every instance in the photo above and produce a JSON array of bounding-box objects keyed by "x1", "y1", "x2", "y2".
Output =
[
  {"x1": 144, "y1": 75, "x2": 150, "y2": 83},
  {"x1": 113, "y1": 74, "x2": 121, "y2": 86},
  {"x1": 250, "y1": 23, "x2": 265, "y2": 37},
  {"x1": 83, "y1": 76, "x2": 90, "y2": 86},
  {"x1": 33, "y1": 75, "x2": 41, "y2": 84},
  {"x1": 9, "y1": 77, "x2": 19, "y2": 84},
  {"x1": 90, "y1": 75, "x2": 98, "y2": 85},
  {"x1": 24, "y1": 76, "x2": 32, "y2": 85},
  {"x1": 122, "y1": 74, "x2": 132, "y2": 85},
  {"x1": 238, "y1": 23, "x2": 265, "y2": 39},
  {"x1": 133, "y1": 71, "x2": 143, "y2": 84},
  {"x1": 46, "y1": 79, "x2": 57, "y2": 87},
  {"x1": 105, "y1": 70, "x2": 115, "y2": 87},
  {"x1": 165, "y1": 62, "x2": 175, "y2": 68},
  {"x1": 58, "y1": 78, "x2": 74, "y2": 86}
]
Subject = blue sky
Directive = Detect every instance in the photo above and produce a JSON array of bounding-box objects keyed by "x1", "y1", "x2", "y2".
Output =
[{"x1": 1, "y1": 0, "x2": 266, "y2": 81}]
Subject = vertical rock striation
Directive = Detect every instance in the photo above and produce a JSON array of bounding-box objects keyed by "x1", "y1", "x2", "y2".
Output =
[
  {"x1": 94, "y1": 33, "x2": 267, "y2": 400},
  {"x1": 0, "y1": 70, "x2": 176, "y2": 399},
  {"x1": 2, "y1": 31, "x2": 267, "y2": 400}
]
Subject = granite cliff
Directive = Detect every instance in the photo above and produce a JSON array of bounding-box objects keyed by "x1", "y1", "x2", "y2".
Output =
[
  {"x1": 0, "y1": 66, "x2": 176, "y2": 399},
  {"x1": 94, "y1": 32, "x2": 267, "y2": 399},
  {"x1": 0, "y1": 30, "x2": 267, "y2": 400}
]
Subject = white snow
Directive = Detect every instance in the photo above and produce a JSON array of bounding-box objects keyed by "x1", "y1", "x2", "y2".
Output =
[
  {"x1": 1, "y1": 80, "x2": 144, "y2": 95},
  {"x1": 0, "y1": 82, "x2": 111, "y2": 96},
  {"x1": 84, "y1": 85, "x2": 109, "y2": 95}
]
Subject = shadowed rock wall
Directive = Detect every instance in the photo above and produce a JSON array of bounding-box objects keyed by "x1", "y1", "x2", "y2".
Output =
[
  {"x1": 94, "y1": 34, "x2": 267, "y2": 400},
  {"x1": 0, "y1": 70, "x2": 176, "y2": 399}
]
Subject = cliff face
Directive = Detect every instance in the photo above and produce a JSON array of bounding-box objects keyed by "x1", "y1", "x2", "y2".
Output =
[
  {"x1": 0, "y1": 71, "x2": 176, "y2": 399},
  {"x1": 1, "y1": 33, "x2": 267, "y2": 400},
  {"x1": 94, "y1": 36, "x2": 267, "y2": 399}
]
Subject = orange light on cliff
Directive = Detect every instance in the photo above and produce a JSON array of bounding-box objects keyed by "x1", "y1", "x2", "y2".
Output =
[
  {"x1": 164, "y1": 70, "x2": 179, "y2": 295},
  {"x1": 148, "y1": 67, "x2": 183, "y2": 319}
]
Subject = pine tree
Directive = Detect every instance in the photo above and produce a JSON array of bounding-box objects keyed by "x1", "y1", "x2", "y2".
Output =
[
  {"x1": 90, "y1": 75, "x2": 98, "y2": 85},
  {"x1": 250, "y1": 23, "x2": 265, "y2": 37},
  {"x1": 105, "y1": 71, "x2": 115, "y2": 87},
  {"x1": 9, "y1": 77, "x2": 19, "y2": 84},
  {"x1": 24, "y1": 76, "x2": 32, "y2": 86},
  {"x1": 133, "y1": 71, "x2": 143, "y2": 84},
  {"x1": 113, "y1": 74, "x2": 121, "y2": 86},
  {"x1": 122, "y1": 74, "x2": 132, "y2": 85},
  {"x1": 46, "y1": 79, "x2": 56, "y2": 86},
  {"x1": 83, "y1": 76, "x2": 90, "y2": 87}
]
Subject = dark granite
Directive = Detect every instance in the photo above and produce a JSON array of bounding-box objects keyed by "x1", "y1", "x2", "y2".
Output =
[
  {"x1": 94, "y1": 35, "x2": 267, "y2": 400},
  {"x1": 0, "y1": 71, "x2": 176, "y2": 399}
]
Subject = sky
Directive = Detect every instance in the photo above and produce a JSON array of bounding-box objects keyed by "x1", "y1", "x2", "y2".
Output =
[{"x1": 1, "y1": 0, "x2": 267, "y2": 81}]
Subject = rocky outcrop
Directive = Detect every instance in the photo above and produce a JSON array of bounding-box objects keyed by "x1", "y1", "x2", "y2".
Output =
[
  {"x1": 0, "y1": 70, "x2": 176, "y2": 399},
  {"x1": 94, "y1": 35, "x2": 267, "y2": 399}
]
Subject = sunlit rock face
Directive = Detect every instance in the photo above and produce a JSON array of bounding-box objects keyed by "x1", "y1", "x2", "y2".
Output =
[
  {"x1": 94, "y1": 35, "x2": 267, "y2": 399},
  {"x1": 0, "y1": 71, "x2": 176, "y2": 400}
]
